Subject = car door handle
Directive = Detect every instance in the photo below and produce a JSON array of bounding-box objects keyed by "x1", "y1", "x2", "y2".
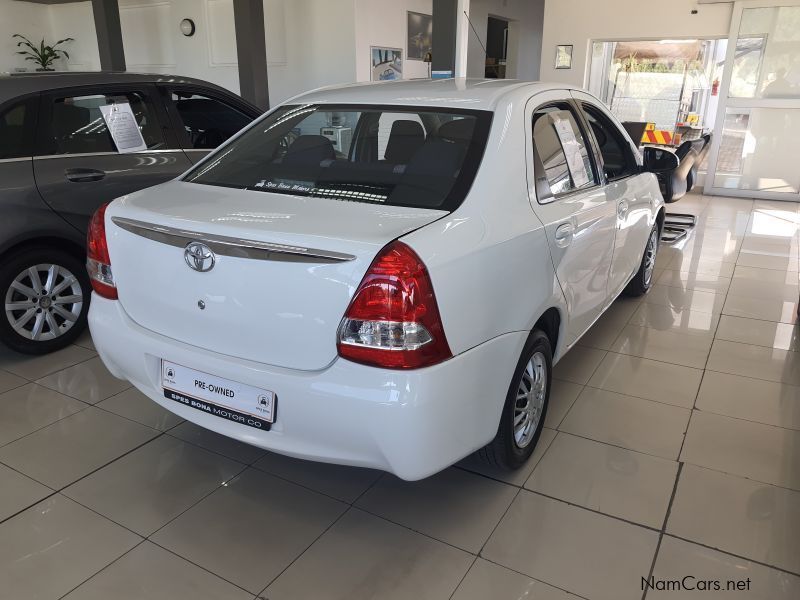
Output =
[
  {"x1": 618, "y1": 201, "x2": 629, "y2": 219},
  {"x1": 64, "y1": 168, "x2": 106, "y2": 183},
  {"x1": 554, "y1": 223, "x2": 574, "y2": 247}
]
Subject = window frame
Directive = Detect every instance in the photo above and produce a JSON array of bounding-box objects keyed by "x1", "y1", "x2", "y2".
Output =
[
  {"x1": 159, "y1": 84, "x2": 260, "y2": 152},
  {"x1": 0, "y1": 94, "x2": 39, "y2": 161},
  {"x1": 530, "y1": 99, "x2": 602, "y2": 204},
  {"x1": 34, "y1": 84, "x2": 178, "y2": 158},
  {"x1": 578, "y1": 100, "x2": 640, "y2": 183}
]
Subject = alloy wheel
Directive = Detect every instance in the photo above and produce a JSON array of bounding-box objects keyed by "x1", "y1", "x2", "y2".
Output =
[
  {"x1": 643, "y1": 229, "x2": 658, "y2": 286},
  {"x1": 4, "y1": 264, "x2": 84, "y2": 342},
  {"x1": 513, "y1": 351, "x2": 547, "y2": 449}
]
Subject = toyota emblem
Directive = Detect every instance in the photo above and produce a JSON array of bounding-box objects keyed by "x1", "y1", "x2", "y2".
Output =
[{"x1": 184, "y1": 242, "x2": 216, "y2": 272}]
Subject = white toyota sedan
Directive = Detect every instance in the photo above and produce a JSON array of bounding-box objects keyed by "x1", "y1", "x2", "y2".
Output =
[{"x1": 88, "y1": 79, "x2": 672, "y2": 480}]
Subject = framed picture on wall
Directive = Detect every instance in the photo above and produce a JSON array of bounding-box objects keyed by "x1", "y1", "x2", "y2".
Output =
[
  {"x1": 371, "y1": 47, "x2": 403, "y2": 81},
  {"x1": 407, "y1": 11, "x2": 432, "y2": 60},
  {"x1": 555, "y1": 45, "x2": 573, "y2": 69}
]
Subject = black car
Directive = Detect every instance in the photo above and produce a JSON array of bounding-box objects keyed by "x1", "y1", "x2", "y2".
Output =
[{"x1": 0, "y1": 72, "x2": 261, "y2": 354}]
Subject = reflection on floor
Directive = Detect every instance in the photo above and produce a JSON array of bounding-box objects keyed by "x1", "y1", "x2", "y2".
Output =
[{"x1": 1, "y1": 193, "x2": 800, "y2": 599}]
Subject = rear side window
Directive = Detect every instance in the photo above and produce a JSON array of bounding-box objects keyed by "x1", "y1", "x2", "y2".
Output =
[
  {"x1": 582, "y1": 103, "x2": 638, "y2": 180},
  {"x1": 184, "y1": 105, "x2": 492, "y2": 211},
  {"x1": 532, "y1": 104, "x2": 596, "y2": 196},
  {"x1": 0, "y1": 101, "x2": 33, "y2": 159},
  {"x1": 46, "y1": 91, "x2": 164, "y2": 155},
  {"x1": 171, "y1": 92, "x2": 252, "y2": 149}
]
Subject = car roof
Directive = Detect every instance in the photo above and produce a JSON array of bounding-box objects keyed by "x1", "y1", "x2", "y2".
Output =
[
  {"x1": 291, "y1": 78, "x2": 570, "y2": 111},
  {"x1": 0, "y1": 71, "x2": 238, "y2": 105}
]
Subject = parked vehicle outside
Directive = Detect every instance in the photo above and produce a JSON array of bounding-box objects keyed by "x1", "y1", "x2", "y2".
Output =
[
  {"x1": 0, "y1": 72, "x2": 260, "y2": 354},
  {"x1": 88, "y1": 79, "x2": 672, "y2": 480}
]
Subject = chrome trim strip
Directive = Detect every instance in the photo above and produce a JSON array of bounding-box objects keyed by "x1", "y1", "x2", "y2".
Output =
[
  {"x1": 0, "y1": 157, "x2": 31, "y2": 163},
  {"x1": 33, "y1": 149, "x2": 186, "y2": 161},
  {"x1": 111, "y1": 217, "x2": 357, "y2": 263}
]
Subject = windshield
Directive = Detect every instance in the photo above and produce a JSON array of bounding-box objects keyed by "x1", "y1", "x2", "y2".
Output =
[{"x1": 184, "y1": 104, "x2": 492, "y2": 211}]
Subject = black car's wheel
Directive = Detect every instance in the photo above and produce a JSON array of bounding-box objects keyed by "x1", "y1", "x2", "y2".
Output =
[
  {"x1": 0, "y1": 247, "x2": 90, "y2": 355},
  {"x1": 478, "y1": 330, "x2": 552, "y2": 470},
  {"x1": 623, "y1": 223, "x2": 660, "y2": 297}
]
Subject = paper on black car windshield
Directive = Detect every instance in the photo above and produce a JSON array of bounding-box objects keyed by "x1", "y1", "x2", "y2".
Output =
[{"x1": 99, "y1": 103, "x2": 147, "y2": 153}]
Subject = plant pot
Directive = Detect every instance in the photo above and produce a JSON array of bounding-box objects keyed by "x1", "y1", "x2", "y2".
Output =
[{"x1": 35, "y1": 68, "x2": 55, "y2": 72}]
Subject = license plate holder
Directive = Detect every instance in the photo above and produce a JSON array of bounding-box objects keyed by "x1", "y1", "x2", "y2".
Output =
[{"x1": 161, "y1": 360, "x2": 275, "y2": 431}]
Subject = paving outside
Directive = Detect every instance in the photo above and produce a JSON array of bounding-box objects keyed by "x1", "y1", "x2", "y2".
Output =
[{"x1": 0, "y1": 193, "x2": 799, "y2": 599}]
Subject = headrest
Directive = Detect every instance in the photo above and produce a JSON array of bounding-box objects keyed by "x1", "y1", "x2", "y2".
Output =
[
  {"x1": 283, "y1": 135, "x2": 335, "y2": 165},
  {"x1": 384, "y1": 120, "x2": 425, "y2": 163},
  {"x1": 437, "y1": 118, "x2": 475, "y2": 143}
]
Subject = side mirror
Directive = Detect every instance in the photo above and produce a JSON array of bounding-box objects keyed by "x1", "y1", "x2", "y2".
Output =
[{"x1": 642, "y1": 147, "x2": 680, "y2": 173}]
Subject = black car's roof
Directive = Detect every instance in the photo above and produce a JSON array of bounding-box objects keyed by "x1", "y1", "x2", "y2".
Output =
[{"x1": 0, "y1": 71, "x2": 245, "y2": 105}]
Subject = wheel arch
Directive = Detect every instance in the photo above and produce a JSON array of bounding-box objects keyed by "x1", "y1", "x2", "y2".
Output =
[
  {"x1": 0, "y1": 235, "x2": 85, "y2": 264},
  {"x1": 656, "y1": 206, "x2": 666, "y2": 236},
  {"x1": 532, "y1": 306, "x2": 561, "y2": 357}
]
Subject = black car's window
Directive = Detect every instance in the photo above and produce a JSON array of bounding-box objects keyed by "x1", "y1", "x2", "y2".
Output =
[
  {"x1": 171, "y1": 92, "x2": 252, "y2": 149},
  {"x1": 47, "y1": 91, "x2": 164, "y2": 155},
  {"x1": 184, "y1": 105, "x2": 492, "y2": 211},
  {"x1": 532, "y1": 104, "x2": 597, "y2": 196},
  {"x1": 0, "y1": 101, "x2": 31, "y2": 159},
  {"x1": 582, "y1": 103, "x2": 638, "y2": 180}
]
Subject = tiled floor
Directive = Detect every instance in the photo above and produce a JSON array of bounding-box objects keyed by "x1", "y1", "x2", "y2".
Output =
[{"x1": 1, "y1": 194, "x2": 800, "y2": 599}]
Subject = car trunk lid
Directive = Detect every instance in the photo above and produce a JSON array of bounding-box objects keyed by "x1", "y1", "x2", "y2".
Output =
[{"x1": 105, "y1": 181, "x2": 446, "y2": 370}]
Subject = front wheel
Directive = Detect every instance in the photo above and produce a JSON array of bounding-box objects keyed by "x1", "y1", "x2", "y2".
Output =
[
  {"x1": 478, "y1": 330, "x2": 552, "y2": 470},
  {"x1": 0, "y1": 247, "x2": 91, "y2": 355},
  {"x1": 623, "y1": 223, "x2": 659, "y2": 297}
]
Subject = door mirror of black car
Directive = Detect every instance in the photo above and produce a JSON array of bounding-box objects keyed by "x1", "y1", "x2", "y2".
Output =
[{"x1": 642, "y1": 147, "x2": 680, "y2": 174}]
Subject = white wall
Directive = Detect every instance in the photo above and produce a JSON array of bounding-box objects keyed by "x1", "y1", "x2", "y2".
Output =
[
  {"x1": 113, "y1": 0, "x2": 356, "y2": 104},
  {"x1": 271, "y1": 0, "x2": 357, "y2": 102},
  {"x1": 466, "y1": 0, "x2": 544, "y2": 81},
  {"x1": 0, "y1": 0, "x2": 52, "y2": 73},
  {"x1": 48, "y1": 1, "x2": 100, "y2": 71},
  {"x1": 354, "y1": 0, "x2": 432, "y2": 82},
  {"x1": 540, "y1": 0, "x2": 733, "y2": 87}
]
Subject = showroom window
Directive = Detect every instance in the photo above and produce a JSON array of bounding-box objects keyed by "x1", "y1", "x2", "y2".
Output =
[
  {"x1": 581, "y1": 104, "x2": 638, "y2": 180},
  {"x1": 0, "y1": 101, "x2": 30, "y2": 159},
  {"x1": 532, "y1": 104, "x2": 597, "y2": 196},
  {"x1": 47, "y1": 91, "x2": 163, "y2": 155},
  {"x1": 171, "y1": 92, "x2": 252, "y2": 150}
]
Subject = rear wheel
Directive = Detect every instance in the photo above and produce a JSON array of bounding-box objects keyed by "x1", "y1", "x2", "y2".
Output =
[
  {"x1": 623, "y1": 223, "x2": 659, "y2": 297},
  {"x1": 0, "y1": 247, "x2": 90, "y2": 354},
  {"x1": 478, "y1": 330, "x2": 552, "y2": 470}
]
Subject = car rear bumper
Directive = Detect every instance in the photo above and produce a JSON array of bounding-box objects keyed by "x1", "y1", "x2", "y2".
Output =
[{"x1": 89, "y1": 295, "x2": 526, "y2": 480}]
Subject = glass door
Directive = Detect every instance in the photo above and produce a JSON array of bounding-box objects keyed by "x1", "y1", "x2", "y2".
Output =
[{"x1": 704, "y1": 0, "x2": 800, "y2": 200}]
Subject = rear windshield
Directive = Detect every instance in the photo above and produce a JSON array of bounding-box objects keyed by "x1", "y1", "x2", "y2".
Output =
[{"x1": 184, "y1": 104, "x2": 492, "y2": 211}]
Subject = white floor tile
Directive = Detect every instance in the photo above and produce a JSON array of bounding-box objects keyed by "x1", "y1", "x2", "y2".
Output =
[
  {"x1": 483, "y1": 490, "x2": 659, "y2": 600},
  {"x1": 525, "y1": 432, "x2": 678, "y2": 528},
  {"x1": 668, "y1": 465, "x2": 800, "y2": 574}
]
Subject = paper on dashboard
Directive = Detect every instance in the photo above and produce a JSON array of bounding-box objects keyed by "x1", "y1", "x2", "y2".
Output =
[{"x1": 99, "y1": 102, "x2": 147, "y2": 153}]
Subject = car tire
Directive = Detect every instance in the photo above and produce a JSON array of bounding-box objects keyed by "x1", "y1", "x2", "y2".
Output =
[
  {"x1": 0, "y1": 246, "x2": 90, "y2": 355},
  {"x1": 478, "y1": 329, "x2": 552, "y2": 470},
  {"x1": 623, "y1": 223, "x2": 659, "y2": 297}
]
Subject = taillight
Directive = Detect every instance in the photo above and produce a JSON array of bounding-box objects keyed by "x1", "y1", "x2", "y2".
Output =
[
  {"x1": 337, "y1": 241, "x2": 451, "y2": 369},
  {"x1": 86, "y1": 203, "x2": 117, "y2": 300}
]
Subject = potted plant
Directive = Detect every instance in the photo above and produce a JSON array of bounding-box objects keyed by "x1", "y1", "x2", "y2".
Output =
[{"x1": 12, "y1": 34, "x2": 74, "y2": 71}]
